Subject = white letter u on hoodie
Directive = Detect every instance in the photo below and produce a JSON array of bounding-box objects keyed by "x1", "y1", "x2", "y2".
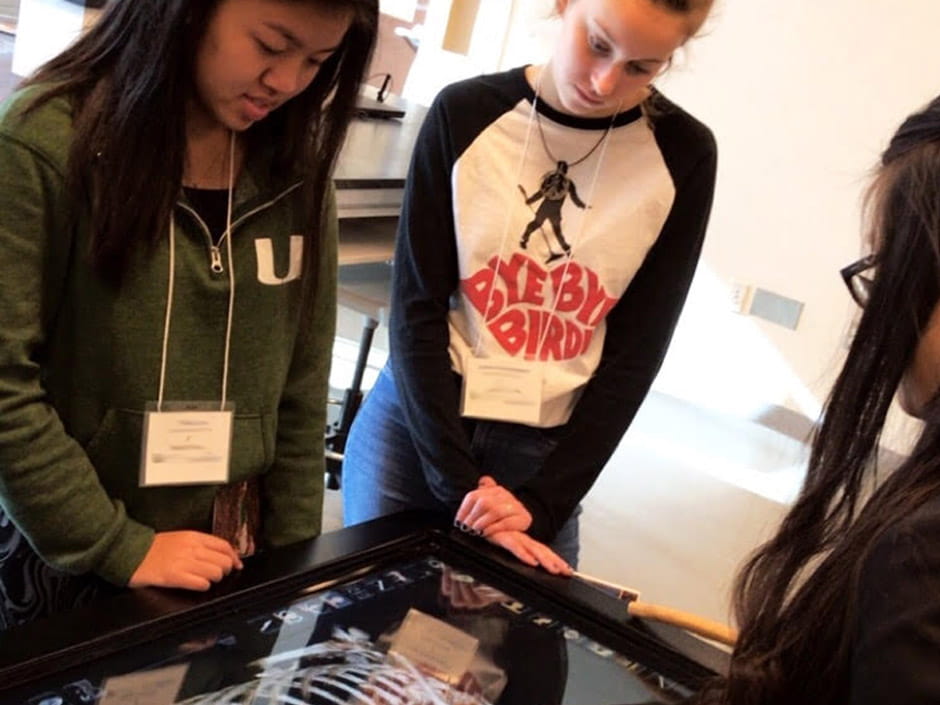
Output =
[{"x1": 255, "y1": 236, "x2": 303, "y2": 285}]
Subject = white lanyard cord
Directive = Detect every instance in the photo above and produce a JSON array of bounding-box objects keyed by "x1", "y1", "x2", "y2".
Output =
[
  {"x1": 158, "y1": 131, "x2": 237, "y2": 412},
  {"x1": 532, "y1": 103, "x2": 619, "y2": 359},
  {"x1": 220, "y1": 131, "x2": 236, "y2": 410},
  {"x1": 471, "y1": 78, "x2": 540, "y2": 357},
  {"x1": 157, "y1": 221, "x2": 177, "y2": 412},
  {"x1": 472, "y1": 65, "x2": 619, "y2": 360}
]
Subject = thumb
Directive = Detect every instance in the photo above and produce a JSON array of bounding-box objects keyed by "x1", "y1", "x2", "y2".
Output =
[{"x1": 478, "y1": 475, "x2": 498, "y2": 489}]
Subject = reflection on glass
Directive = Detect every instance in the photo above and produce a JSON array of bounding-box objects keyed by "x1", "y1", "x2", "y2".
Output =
[{"x1": 13, "y1": 557, "x2": 690, "y2": 705}]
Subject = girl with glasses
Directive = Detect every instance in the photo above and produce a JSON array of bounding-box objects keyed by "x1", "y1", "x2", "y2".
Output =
[{"x1": 699, "y1": 96, "x2": 940, "y2": 704}]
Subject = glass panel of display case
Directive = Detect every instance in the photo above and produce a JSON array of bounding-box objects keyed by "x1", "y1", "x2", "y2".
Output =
[{"x1": 3, "y1": 554, "x2": 694, "y2": 705}]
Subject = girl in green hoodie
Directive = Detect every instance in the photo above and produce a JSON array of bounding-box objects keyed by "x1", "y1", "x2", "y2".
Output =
[{"x1": 0, "y1": 0, "x2": 377, "y2": 629}]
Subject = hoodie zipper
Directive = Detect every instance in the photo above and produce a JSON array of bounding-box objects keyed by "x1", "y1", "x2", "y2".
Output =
[
  {"x1": 209, "y1": 246, "x2": 224, "y2": 273},
  {"x1": 176, "y1": 181, "x2": 303, "y2": 274}
]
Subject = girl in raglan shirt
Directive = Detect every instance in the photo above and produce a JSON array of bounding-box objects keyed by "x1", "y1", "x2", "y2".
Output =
[
  {"x1": 0, "y1": 0, "x2": 377, "y2": 628},
  {"x1": 343, "y1": 0, "x2": 718, "y2": 570}
]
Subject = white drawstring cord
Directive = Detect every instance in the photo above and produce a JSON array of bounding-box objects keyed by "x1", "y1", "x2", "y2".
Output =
[
  {"x1": 220, "y1": 131, "x2": 236, "y2": 410},
  {"x1": 470, "y1": 77, "x2": 540, "y2": 358},
  {"x1": 158, "y1": 131, "x2": 237, "y2": 411},
  {"x1": 531, "y1": 101, "x2": 620, "y2": 358},
  {"x1": 157, "y1": 219, "x2": 177, "y2": 412}
]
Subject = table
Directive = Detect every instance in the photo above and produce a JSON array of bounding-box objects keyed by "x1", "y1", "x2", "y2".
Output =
[
  {"x1": 334, "y1": 99, "x2": 428, "y2": 316},
  {"x1": 0, "y1": 512, "x2": 727, "y2": 704},
  {"x1": 325, "y1": 102, "x2": 428, "y2": 487}
]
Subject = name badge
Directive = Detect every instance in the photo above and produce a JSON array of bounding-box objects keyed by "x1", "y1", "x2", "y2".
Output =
[
  {"x1": 460, "y1": 356, "x2": 543, "y2": 425},
  {"x1": 140, "y1": 402, "x2": 234, "y2": 486}
]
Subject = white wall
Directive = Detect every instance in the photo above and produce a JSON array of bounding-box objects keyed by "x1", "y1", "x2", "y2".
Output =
[
  {"x1": 11, "y1": 0, "x2": 100, "y2": 77},
  {"x1": 402, "y1": 0, "x2": 515, "y2": 105},
  {"x1": 491, "y1": 0, "x2": 939, "y2": 449}
]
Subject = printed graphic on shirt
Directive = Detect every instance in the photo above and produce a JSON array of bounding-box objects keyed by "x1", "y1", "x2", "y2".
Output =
[
  {"x1": 454, "y1": 159, "x2": 618, "y2": 363},
  {"x1": 255, "y1": 235, "x2": 303, "y2": 285},
  {"x1": 461, "y1": 253, "x2": 618, "y2": 362},
  {"x1": 518, "y1": 161, "x2": 587, "y2": 264},
  {"x1": 442, "y1": 77, "x2": 688, "y2": 426}
]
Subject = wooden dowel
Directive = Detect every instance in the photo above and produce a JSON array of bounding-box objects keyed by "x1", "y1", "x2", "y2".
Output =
[{"x1": 627, "y1": 601, "x2": 738, "y2": 646}]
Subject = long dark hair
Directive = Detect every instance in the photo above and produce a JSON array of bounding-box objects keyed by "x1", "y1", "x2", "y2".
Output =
[
  {"x1": 19, "y1": 0, "x2": 377, "y2": 298},
  {"x1": 698, "y1": 96, "x2": 940, "y2": 704}
]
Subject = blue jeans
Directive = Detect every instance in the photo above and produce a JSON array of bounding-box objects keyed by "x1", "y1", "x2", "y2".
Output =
[{"x1": 342, "y1": 364, "x2": 582, "y2": 567}]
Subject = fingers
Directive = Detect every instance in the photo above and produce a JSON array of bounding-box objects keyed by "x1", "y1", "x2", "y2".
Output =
[
  {"x1": 201, "y1": 535, "x2": 245, "y2": 571},
  {"x1": 129, "y1": 530, "x2": 244, "y2": 591},
  {"x1": 455, "y1": 501, "x2": 531, "y2": 536},
  {"x1": 167, "y1": 572, "x2": 213, "y2": 592},
  {"x1": 458, "y1": 477, "x2": 511, "y2": 523},
  {"x1": 199, "y1": 533, "x2": 245, "y2": 568},
  {"x1": 524, "y1": 538, "x2": 572, "y2": 576},
  {"x1": 455, "y1": 483, "x2": 532, "y2": 535},
  {"x1": 471, "y1": 506, "x2": 531, "y2": 537},
  {"x1": 488, "y1": 531, "x2": 539, "y2": 567},
  {"x1": 485, "y1": 531, "x2": 572, "y2": 575}
]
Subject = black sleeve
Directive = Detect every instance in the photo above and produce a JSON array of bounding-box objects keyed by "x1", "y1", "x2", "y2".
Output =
[
  {"x1": 388, "y1": 89, "x2": 484, "y2": 507},
  {"x1": 849, "y1": 506, "x2": 940, "y2": 704},
  {"x1": 515, "y1": 129, "x2": 717, "y2": 541}
]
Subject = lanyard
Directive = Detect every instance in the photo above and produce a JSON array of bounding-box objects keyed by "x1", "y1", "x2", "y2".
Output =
[
  {"x1": 157, "y1": 131, "x2": 237, "y2": 411},
  {"x1": 472, "y1": 70, "x2": 618, "y2": 360}
]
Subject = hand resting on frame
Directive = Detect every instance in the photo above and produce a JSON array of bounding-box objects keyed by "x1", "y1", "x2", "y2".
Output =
[{"x1": 129, "y1": 530, "x2": 243, "y2": 591}]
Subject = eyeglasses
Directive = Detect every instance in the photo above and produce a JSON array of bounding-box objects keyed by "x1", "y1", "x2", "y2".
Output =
[{"x1": 840, "y1": 254, "x2": 877, "y2": 307}]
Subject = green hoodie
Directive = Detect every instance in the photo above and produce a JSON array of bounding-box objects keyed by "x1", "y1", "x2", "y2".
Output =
[{"x1": 0, "y1": 86, "x2": 335, "y2": 585}]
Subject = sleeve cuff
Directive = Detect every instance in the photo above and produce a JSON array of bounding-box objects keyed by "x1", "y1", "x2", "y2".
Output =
[
  {"x1": 94, "y1": 520, "x2": 155, "y2": 586},
  {"x1": 517, "y1": 490, "x2": 553, "y2": 543}
]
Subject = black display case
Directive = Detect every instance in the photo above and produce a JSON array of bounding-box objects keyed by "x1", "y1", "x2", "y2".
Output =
[{"x1": 0, "y1": 512, "x2": 726, "y2": 704}]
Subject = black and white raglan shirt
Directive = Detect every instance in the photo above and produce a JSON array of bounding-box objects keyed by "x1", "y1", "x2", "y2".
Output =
[{"x1": 390, "y1": 67, "x2": 717, "y2": 541}]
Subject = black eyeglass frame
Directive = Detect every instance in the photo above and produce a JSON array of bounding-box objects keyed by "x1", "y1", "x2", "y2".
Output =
[{"x1": 840, "y1": 254, "x2": 878, "y2": 307}]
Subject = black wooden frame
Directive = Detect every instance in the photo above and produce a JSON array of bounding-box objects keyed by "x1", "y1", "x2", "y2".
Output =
[{"x1": 0, "y1": 511, "x2": 726, "y2": 700}]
